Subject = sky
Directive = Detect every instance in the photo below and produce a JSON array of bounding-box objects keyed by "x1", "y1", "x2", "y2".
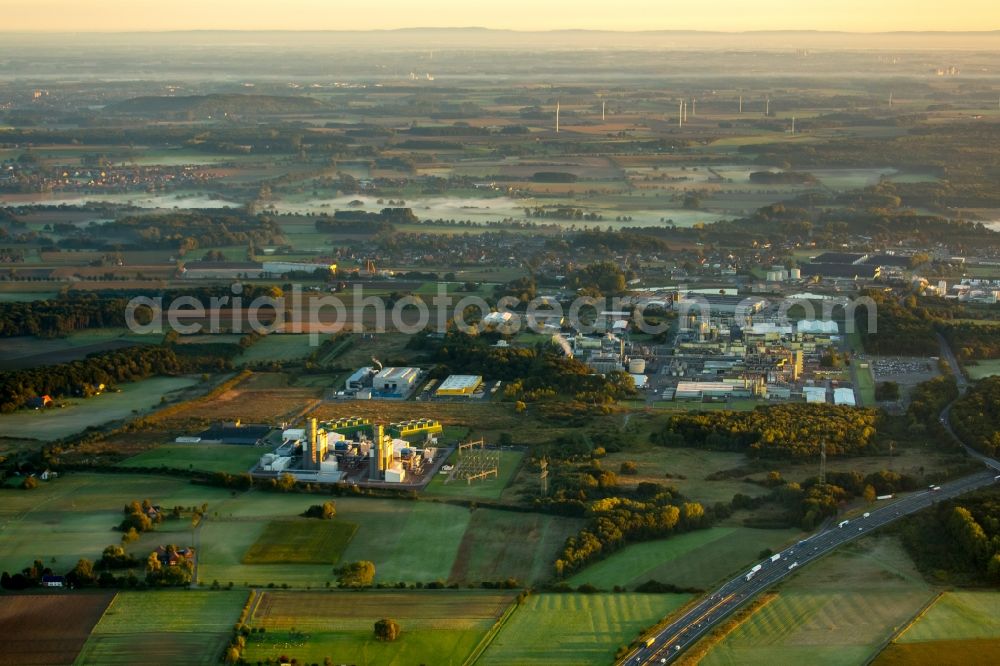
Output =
[{"x1": 0, "y1": 0, "x2": 998, "y2": 32}]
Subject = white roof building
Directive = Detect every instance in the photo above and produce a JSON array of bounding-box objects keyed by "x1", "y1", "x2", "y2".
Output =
[
  {"x1": 803, "y1": 386, "x2": 828, "y2": 404},
  {"x1": 833, "y1": 388, "x2": 857, "y2": 406},
  {"x1": 797, "y1": 320, "x2": 840, "y2": 335}
]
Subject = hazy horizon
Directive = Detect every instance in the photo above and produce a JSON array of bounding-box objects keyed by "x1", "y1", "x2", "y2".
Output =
[{"x1": 2, "y1": 0, "x2": 998, "y2": 33}]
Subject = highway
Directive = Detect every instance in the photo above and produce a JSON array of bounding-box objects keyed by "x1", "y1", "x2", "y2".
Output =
[
  {"x1": 622, "y1": 338, "x2": 998, "y2": 665},
  {"x1": 621, "y1": 468, "x2": 1000, "y2": 665}
]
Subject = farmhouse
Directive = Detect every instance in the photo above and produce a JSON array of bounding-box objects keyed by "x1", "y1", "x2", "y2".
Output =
[{"x1": 154, "y1": 545, "x2": 196, "y2": 567}]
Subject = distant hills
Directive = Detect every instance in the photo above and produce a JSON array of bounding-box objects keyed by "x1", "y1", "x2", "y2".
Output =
[{"x1": 106, "y1": 94, "x2": 328, "y2": 117}]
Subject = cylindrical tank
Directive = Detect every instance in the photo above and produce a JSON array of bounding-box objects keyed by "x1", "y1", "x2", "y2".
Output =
[
  {"x1": 789, "y1": 268, "x2": 801, "y2": 280},
  {"x1": 628, "y1": 358, "x2": 646, "y2": 374}
]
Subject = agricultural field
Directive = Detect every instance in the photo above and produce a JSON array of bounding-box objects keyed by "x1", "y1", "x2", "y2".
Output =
[
  {"x1": 237, "y1": 333, "x2": 321, "y2": 365},
  {"x1": 0, "y1": 328, "x2": 160, "y2": 370},
  {"x1": 423, "y1": 449, "x2": 525, "y2": 500},
  {"x1": 699, "y1": 536, "x2": 936, "y2": 666},
  {"x1": 874, "y1": 591, "x2": 1000, "y2": 665},
  {"x1": 566, "y1": 526, "x2": 801, "y2": 591},
  {"x1": 0, "y1": 473, "x2": 235, "y2": 576},
  {"x1": 149, "y1": 381, "x2": 321, "y2": 429},
  {"x1": 479, "y1": 593, "x2": 690, "y2": 666},
  {"x1": 116, "y1": 443, "x2": 264, "y2": 474},
  {"x1": 0, "y1": 593, "x2": 115, "y2": 665},
  {"x1": 74, "y1": 591, "x2": 248, "y2": 665},
  {"x1": 242, "y1": 519, "x2": 358, "y2": 565},
  {"x1": 243, "y1": 590, "x2": 515, "y2": 666},
  {"x1": 0, "y1": 376, "x2": 201, "y2": 441},
  {"x1": 449, "y1": 509, "x2": 585, "y2": 584},
  {"x1": 311, "y1": 399, "x2": 583, "y2": 446}
]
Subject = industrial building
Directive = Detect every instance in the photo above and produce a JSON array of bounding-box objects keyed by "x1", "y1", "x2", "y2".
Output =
[
  {"x1": 373, "y1": 366, "x2": 421, "y2": 396},
  {"x1": 803, "y1": 386, "x2": 828, "y2": 403},
  {"x1": 833, "y1": 387, "x2": 857, "y2": 406},
  {"x1": 261, "y1": 261, "x2": 336, "y2": 276},
  {"x1": 388, "y1": 418, "x2": 442, "y2": 439},
  {"x1": 436, "y1": 375, "x2": 484, "y2": 396},
  {"x1": 345, "y1": 367, "x2": 375, "y2": 392}
]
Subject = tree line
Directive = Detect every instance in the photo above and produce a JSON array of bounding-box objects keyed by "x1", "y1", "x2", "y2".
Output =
[
  {"x1": 651, "y1": 404, "x2": 880, "y2": 458},
  {"x1": 950, "y1": 376, "x2": 1000, "y2": 457},
  {"x1": 0, "y1": 345, "x2": 190, "y2": 412}
]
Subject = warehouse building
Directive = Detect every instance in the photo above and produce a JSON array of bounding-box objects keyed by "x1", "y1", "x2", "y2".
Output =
[
  {"x1": 436, "y1": 374, "x2": 484, "y2": 396},
  {"x1": 833, "y1": 387, "x2": 857, "y2": 406},
  {"x1": 803, "y1": 386, "x2": 828, "y2": 403},
  {"x1": 372, "y1": 367, "x2": 421, "y2": 396}
]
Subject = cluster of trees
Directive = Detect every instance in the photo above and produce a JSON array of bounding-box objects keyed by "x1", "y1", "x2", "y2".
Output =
[
  {"x1": 0, "y1": 295, "x2": 135, "y2": 337},
  {"x1": 565, "y1": 261, "x2": 632, "y2": 296},
  {"x1": 374, "y1": 618, "x2": 401, "y2": 642},
  {"x1": 856, "y1": 290, "x2": 939, "y2": 357},
  {"x1": 950, "y1": 377, "x2": 1000, "y2": 456},
  {"x1": 302, "y1": 500, "x2": 337, "y2": 519},
  {"x1": 942, "y1": 323, "x2": 1000, "y2": 361},
  {"x1": 524, "y1": 206, "x2": 603, "y2": 221},
  {"x1": 119, "y1": 499, "x2": 163, "y2": 534},
  {"x1": 336, "y1": 560, "x2": 375, "y2": 588},
  {"x1": 0, "y1": 345, "x2": 187, "y2": 413},
  {"x1": 652, "y1": 404, "x2": 880, "y2": 458},
  {"x1": 554, "y1": 490, "x2": 708, "y2": 577},
  {"x1": 900, "y1": 492, "x2": 1000, "y2": 583}
]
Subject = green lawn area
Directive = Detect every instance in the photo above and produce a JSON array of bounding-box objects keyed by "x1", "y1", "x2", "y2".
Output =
[
  {"x1": 423, "y1": 450, "x2": 524, "y2": 500},
  {"x1": 0, "y1": 376, "x2": 200, "y2": 440},
  {"x1": 242, "y1": 519, "x2": 358, "y2": 564},
  {"x1": 238, "y1": 334, "x2": 322, "y2": 365},
  {"x1": 700, "y1": 536, "x2": 935, "y2": 666},
  {"x1": 966, "y1": 359, "x2": 1000, "y2": 380},
  {"x1": 243, "y1": 590, "x2": 515, "y2": 666},
  {"x1": 117, "y1": 443, "x2": 264, "y2": 474},
  {"x1": 567, "y1": 527, "x2": 800, "y2": 590},
  {"x1": 856, "y1": 363, "x2": 876, "y2": 406},
  {"x1": 480, "y1": 593, "x2": 690, "y2": 666},
  {"x1": 74, "y1": 590, "x2": 248, "y2": 665}
]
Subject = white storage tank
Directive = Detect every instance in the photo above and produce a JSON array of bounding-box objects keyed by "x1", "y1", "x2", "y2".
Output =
[
  {"x1": 789, "y1": 267, "x2": 801, "y2": 280},
  {"x1": 628, "y1": 358, "x2": 646, "y2": 374}
]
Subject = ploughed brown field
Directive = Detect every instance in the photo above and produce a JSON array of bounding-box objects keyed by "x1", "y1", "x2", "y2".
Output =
[{"x1": 0, "y1": 593, "x2": 115, "y2": 665}]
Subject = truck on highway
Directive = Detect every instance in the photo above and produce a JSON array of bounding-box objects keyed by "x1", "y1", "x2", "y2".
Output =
[
  {"x1": 863, "y1": 512, "x2": 870, "y2": 518},
  {"x1": 788, "y1": 561, "x2": 799, "y2": 570},
  {"x1": 643, "y1": 637, "x2": 655, "y2": 648},
  {"x1": 876, "y1": 494, "x2": 894, "y2": 500},
  {"x1": 839, "y1": 520, "x2": 849, "y2": 528},
  {"x1": 745, "y1": 571, "x2": 756, "y2": 582},
  {"x1": 770, "y1": 553, "x2": 781, "y2": 563},
  {"x1": 751, "y1": 564, "x2": 763, "y2": 573}
]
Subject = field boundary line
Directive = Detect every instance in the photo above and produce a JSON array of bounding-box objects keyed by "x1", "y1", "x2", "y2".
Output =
[
  {"x1": 863, "y1": 590, "x2": 943, "y2": 666},
  {"x1": 463, "y1": 593, "x2": 521, "y2": 666}
]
